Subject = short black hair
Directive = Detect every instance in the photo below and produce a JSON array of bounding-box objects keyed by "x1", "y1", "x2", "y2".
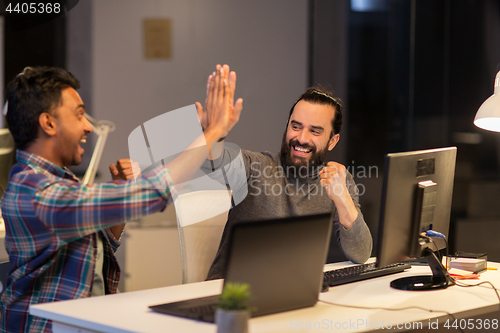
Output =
[
  {"x1": 6, "y1": 66, "x2": 80, "y2": 150},
  {"x1": 287, "y1": 86, "x2": 343, "y2": 136}
]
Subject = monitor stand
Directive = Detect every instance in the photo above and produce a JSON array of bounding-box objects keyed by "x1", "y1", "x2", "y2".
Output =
[{"x1": 390, "y1": 248, "x2": 455, "y2": 291}]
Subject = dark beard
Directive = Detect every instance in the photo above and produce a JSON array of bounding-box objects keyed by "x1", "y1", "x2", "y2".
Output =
[{"x1": 279, "y1": 132, "x2": 328, "y2": 178}]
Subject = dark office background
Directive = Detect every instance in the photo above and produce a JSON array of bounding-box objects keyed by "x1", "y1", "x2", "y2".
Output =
[
  {"x1": 3, "y1": 0, "x2": 500, "y2": 260},
  {"x1": 312, "y1": 0, "x2": 500, "y2": 260}
]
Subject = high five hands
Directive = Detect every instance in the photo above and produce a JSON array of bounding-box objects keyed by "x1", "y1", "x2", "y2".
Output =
[{"x1": 196, "y1": 64, "x2": 243, "y2": 141}]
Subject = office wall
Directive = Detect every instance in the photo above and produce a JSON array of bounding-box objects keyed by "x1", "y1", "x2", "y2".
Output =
[
  {"x1": 88, "y1": 0, "x2": 308, "y2": 181},
  {"x1": 65, "y1": 0, "x2": 309, "y2": 290}
]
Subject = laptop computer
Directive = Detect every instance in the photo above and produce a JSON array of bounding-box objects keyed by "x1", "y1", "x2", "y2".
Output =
[{"x1": 149, "y1": 213, "x2": 333, "y2": 322}]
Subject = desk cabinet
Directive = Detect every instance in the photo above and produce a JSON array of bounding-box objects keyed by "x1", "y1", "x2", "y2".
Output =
[{"x1": 115, "y1": 205, "x2": 182, "y2": 292}]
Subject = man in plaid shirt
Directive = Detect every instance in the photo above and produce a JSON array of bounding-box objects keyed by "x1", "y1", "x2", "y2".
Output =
[{"x1": 0, "y1": 65, "x2": 241, "y2": 332}]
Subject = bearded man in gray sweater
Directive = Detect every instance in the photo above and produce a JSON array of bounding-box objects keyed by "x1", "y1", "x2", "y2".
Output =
[{"x1": 198, "y1": 77, "x2": 372, "y2": 280}]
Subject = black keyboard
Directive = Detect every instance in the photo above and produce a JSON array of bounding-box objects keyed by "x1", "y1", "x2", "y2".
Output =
[{"x1": 323, "y1": 262, "x2": 411, "y2": 287}]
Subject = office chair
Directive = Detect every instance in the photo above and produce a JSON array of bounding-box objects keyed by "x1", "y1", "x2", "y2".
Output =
[
  {"x1": 0, "y1": 129, "x2": 16, "y2": 198},
  {"x1": 174, "y1": 190, "x2": 232, "y2": 284}
]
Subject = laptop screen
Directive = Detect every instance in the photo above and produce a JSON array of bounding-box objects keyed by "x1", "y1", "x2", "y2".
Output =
[
  {"x1": 149, "y1": 213, "x2": 333, "y2": 321},
  {"x1": 223, "y1": 213, "x2": 333, "y2": 317}
]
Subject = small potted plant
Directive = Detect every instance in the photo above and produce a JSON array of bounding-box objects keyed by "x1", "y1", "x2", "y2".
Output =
[{"x1": 215, "y1": 282, "x2": 252, "y2": 333}]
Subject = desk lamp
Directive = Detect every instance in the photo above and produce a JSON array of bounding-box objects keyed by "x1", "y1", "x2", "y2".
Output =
[
  {"x1": 81, "y1": 115, "x2": 116, "y2": 185},
  {"x1": 474, "y1": 71, "x2": 500, "y2": 132},
  {"x1": 1, "y1": 102, "x2": 114, "y2": 185}
]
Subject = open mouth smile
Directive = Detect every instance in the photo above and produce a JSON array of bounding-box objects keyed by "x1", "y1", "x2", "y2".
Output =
[{"x1": 292, "y1": 145, "x2": 313, "y2": 157}]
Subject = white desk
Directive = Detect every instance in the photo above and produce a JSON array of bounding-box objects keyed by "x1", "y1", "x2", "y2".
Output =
[{"x1": 30, "y1": 261, "x2": 500, "y2": 333}]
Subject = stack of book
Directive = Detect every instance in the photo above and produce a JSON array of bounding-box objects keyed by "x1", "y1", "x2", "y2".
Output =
[{"x1": 449, "y1": 257, "x2": 487, "y2": 274}]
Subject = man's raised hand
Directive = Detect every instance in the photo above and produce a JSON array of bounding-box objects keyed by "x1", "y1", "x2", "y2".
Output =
[{"x1": 196, "y1": 64, "x2": 243, "y2": 140}]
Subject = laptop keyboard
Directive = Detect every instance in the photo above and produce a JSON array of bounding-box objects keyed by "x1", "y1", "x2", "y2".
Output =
[
  {"x1": 151, "y1": 263, "x2": 411, "y2": 322},
  {"x1": 161, "y1": 303, "x2": 217, "y2": 322},
  {"x1": 187, "y1": 303, "x2": 217, "y2": 315},
  {"x1": 150, "y1": 295, "x2": 219, "y2": 323},
  {"x1": 323, "y1": 262, "x2": 411, "y2": 287}
]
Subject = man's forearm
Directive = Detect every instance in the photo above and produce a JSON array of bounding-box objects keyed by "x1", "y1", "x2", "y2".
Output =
[
  {"x1": 332, "y1": 188, "x2": 358, "y2": 230},
  {"x1": 207, "y1": 139, "x2": 225, "y2": 161},
  {"x1": 167, "y1": 128, "x2": 223, "y2": 185}
]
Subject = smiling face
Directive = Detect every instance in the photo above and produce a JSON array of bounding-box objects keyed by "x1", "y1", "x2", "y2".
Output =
[
  {"x1": 280, "y1": 100, "x2": 339, "y2": 173},
  {"x1": 50, "y1": 87, "x2": 93, "y2": 167}
]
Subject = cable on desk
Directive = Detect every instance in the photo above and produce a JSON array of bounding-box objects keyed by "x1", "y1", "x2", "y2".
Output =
[
  {"x1": 320, "y1": 236, "x2": 461, "y2": 332},
  {"x1": 442, "y1": 232, "x2": 500, "y2": 305},
  {"x1": 321, "y1": 235, "x2": 497, "y2": 333},
  {"x1": 454, "y1": 280, "x2": 500, "y2": 304},
  {"x1": 319, "y1": 300, "x2": 464, "y2": 333}
]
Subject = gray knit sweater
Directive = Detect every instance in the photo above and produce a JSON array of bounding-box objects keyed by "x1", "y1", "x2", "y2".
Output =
[{"x1": 205, "y1": 147, "x2": 373, "y2": 280}]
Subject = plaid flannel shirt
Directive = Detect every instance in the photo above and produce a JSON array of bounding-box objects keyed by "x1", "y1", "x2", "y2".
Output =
[{"x1": 0, "y1": 150, "x2": 174, "y2": 332}]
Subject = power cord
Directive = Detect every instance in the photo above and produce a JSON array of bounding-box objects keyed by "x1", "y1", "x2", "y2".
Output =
[
  {"x1": 318, "y1": 299, "x2": 463, "y2": 332},
  {"x1": 320, "y1": 233, "x2": 500, "y2": 333},
  {"x1": 454, "y1": 280, "x2": 500, "y2": 303},
  {"x1": 430, "y1": 234, "x2": 500, "y2": 305}
]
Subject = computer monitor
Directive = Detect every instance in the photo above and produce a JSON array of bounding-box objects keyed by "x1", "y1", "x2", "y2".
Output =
[{"x1": 376, "y1": 147, "x2": 457, "y2": 291}]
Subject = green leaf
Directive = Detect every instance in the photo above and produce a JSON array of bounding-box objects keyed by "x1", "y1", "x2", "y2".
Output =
[{"x1": 217, "y1": 282, "x2": 252, "y2": 311}]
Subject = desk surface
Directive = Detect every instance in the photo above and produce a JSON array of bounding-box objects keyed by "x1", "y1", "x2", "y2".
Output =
[{"x1": 30, "y1": 261, "x2": 500, "y2": 333}]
